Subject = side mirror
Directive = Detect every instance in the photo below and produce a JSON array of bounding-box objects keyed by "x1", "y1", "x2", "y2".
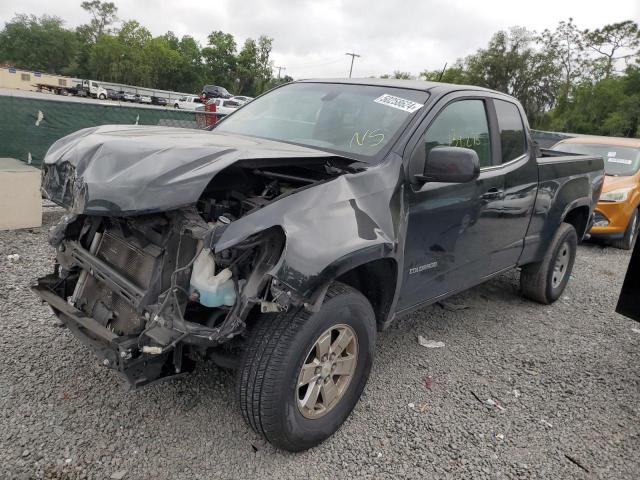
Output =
[{"x1": 416, "y1": 146, "x2": 480, "y2": 184}]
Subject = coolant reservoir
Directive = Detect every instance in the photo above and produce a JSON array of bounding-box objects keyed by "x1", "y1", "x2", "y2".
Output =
[{"x1": 189, "y1": 248, "x2": 236, "y2": 307}]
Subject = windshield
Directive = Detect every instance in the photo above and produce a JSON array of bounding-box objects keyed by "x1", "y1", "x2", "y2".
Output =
[
  {"x1": 555, "y1": 142, "x2": 640, "y2": 176},
  {"x1": 214, "y1": 82, "x2": 429, "y2": 161}
]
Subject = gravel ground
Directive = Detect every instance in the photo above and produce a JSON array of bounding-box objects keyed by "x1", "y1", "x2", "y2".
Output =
[{"x1": 1, "y1": 208, "x2": 639, "y2": 480}]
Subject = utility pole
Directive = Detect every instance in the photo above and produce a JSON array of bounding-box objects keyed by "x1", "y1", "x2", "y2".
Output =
[
  {"x1": 275, "y1": 66, "x2": 286, "y2": 79},
  {"x1": 345, "y1": 52, "x2": 361, "y2": 78}
]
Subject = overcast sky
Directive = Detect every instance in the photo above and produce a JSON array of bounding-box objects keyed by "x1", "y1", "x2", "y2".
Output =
[{"x1": 1, "y1": 0, "x2": 639, "y2": 79}]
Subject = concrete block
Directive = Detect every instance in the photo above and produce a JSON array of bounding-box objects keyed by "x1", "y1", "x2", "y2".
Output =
[{"x1": 0, "y1": 157, "x2": 42, "y2": 230}]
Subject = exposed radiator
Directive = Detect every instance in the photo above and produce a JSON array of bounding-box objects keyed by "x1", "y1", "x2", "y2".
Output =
[
  {"x1": 96, "y1": 231, "x2": 156, "y2": 290},
  {"x1": 77, "y1": 229, "x2": 159, "y2": 335}
]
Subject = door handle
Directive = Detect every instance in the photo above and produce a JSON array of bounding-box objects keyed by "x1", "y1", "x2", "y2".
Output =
[{"x1": 481, "y1": 188, "x2": 504, "y2": 200}]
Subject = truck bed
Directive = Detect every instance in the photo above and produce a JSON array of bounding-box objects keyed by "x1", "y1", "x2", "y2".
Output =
[{"x1": 517, "y1": 148, "x2": 604, "y2": 266}]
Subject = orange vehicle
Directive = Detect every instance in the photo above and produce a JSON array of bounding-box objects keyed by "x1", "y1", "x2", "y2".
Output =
[{"x1": 552, "y1": 136, "x2": 640, "y2": 250}]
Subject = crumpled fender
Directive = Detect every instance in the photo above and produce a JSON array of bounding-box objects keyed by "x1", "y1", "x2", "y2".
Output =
[{"x1": 216, "y1": 158, "x2": 405, "y2": 300}]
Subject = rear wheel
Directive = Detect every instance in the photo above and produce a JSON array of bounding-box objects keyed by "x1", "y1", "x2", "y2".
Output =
[
  {"x1": 98, "y1": 93, "x2": 106, "y2": 100},
  {"x1": 521, "y1": 222, "x2": 577, "y2": 304},
  {"x1": 611, "y1": 209, "x2": 639, "y2": 250},
  {"x1": 237, "y1": 282, "x2": 375, "y2": 451}
]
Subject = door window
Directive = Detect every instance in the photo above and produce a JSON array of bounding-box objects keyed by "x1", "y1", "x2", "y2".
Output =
[
  {"x1": 494, "y1": 99, "x2": 526, "y2": 163},
  {"x1": 421, "y1": 99, "x2": 492, "y2": 167}
]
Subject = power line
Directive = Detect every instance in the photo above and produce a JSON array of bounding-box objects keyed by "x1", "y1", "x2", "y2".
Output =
[{"x1": 345, "y1": 52, "x2": 361, "y2": 78}]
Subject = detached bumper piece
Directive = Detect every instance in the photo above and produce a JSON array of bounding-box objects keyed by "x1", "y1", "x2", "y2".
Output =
[{"x1": 32, "y1": 275, "x2": 194, "y2": 388}]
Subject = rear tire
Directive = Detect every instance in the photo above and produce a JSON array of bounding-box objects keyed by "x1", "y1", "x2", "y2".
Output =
[
  {"x1": 521, "y1": 222, "x2": 577, "y2": 304},
  {"x1": 611, "y1": 209, "x2": 639, "y2": 250},
  {"x1": 237, "y1": 282, "x2": 375, "y2": 451}
]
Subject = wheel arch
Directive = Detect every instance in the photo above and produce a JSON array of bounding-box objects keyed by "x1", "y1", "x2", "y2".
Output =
[
  {"x1": 306, "y1": 250, "x2": 398, "y2": 329},
  {"x1": 334, "y1": 257, "x2": 398, "y2": 328},
  {"x1": 562, "y1": 204, "x2": 590, "y2": 240}
]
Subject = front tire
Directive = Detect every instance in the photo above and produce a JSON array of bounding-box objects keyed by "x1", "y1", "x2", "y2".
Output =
[
  {"x1": 611, "y1": 209, "x2": 639, "y2": 250},
  {"x1": 98, "y1": 94, "x2": 106, "y2": 100},
  {"x1": 237, "y1": 282, "x2": 376, "y2": 451},
  {"x1": 521, "y1": 222, "x2": 577, "y2": 304}
]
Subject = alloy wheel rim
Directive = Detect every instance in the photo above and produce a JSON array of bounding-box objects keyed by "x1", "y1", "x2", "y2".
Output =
[
  {"x1": 552, "y1": 241, "x2": 571, "y2": 288},
  {"x1": 296, "y1": 324, "x2": 358, "y2": 419}
]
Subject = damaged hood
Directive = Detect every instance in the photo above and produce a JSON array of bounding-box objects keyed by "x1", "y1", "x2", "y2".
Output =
[{"x1": 42, "y1": 125, "x2": 341, "y2": 215}]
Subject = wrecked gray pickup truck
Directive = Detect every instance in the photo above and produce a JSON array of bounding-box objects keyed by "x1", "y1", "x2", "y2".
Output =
[{"x1": 34, "y1": 79, "x2": 604, "y2": 451}]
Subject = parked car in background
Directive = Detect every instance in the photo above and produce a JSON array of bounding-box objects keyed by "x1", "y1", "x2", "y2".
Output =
[
  {"x1": 230, "y1": 95, "x2": 253, "y2": 105},
  {"x1": 174, "y1": 96, "x2": 204, "y2": 110},
  {"x1": 122, "y1": 92, "x2": 137, "y2": 102},
  {"x1": 138, "y1": 95, "x2": 152, "y2": 104},
  {"x1": 37, "y1": 79, "x2": 604, "y2": 452},
  {"x1": 552, "y1": 136, "x2": 640, "y2": 249},
  {"x1": 205, "y1": 97, "x2": 240, "y2": 115},
  {"x1": 151, "y1": 96, "x2": 167, "y2": 106},
  {"x1": 106, "y1": 88, "x2": 124, "y2": 101},
  {"x1": 202, "y1": 85, "x2": 232, "y2": 99}
]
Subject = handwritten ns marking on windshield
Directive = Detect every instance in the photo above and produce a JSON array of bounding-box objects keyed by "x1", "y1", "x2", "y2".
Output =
[{"x1": 350, "y1": 129, "x2": 385, "y2": 149}]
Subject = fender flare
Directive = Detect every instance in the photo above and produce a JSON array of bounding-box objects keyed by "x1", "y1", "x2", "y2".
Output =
[{"x1": 299, "y1": 242, "x2": 396, "y2": 311}]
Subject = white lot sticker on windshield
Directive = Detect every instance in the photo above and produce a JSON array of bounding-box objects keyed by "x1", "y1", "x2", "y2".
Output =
[
  {"x1": 374, "y1": 94, "x2": 423, "y2": 113},
  {"x1": 608, "y1": 151, "x2": 617, "y2": 157},
  {"x1": 607, "y1": 158, "x2": 633, "y2": 165}
]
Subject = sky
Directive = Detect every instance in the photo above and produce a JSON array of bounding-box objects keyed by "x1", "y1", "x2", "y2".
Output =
[{"x1": 1, "y1": 0, "x2": 639, "y2": 79}]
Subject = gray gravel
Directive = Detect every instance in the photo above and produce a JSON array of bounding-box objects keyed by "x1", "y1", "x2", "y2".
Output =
[{"x1": 1, "y1": 209, "x2": 639, "y2": 479}]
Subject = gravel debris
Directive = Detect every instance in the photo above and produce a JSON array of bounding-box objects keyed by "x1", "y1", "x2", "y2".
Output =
[
  {"x1": 1, "y1": 209, "x2": 639, "y2": 479},
  {"x1": 417, "y1": 336, "x2": 445, "y2": 348}
]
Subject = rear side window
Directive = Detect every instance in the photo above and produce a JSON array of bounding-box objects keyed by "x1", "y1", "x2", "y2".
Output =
[
  {"x1": 422, "y1": 99, "x2": 492, "y2": 167},
  {"x1": 495, "y1": 99, "x2": 526, "y2": 163}
]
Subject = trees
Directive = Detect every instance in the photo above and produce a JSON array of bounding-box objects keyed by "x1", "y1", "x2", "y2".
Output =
[
  {"x1": 0, "y1": 14, "x2": 79, "y2": 74},
  {"x1": 202, "y1": 31, "x2": 237, "y2": 88},
  {"x1": 0, "y1": 2, "x2": 276, "y2": 96},
  {"x1": 584, "y1": 21, "x2": 640, "y2": 78},
  {"x1": 546, "y1": 65, "x2": 640, "y2": 137},
  {"x1": 538, "y1": 18, "x2": 585, "y2": 104},
  {"x1": 417, "y1": 20, "x2": 639, "y2": 136},
  {"x1": 78, "y1": 1, "x2": 118, "y2": 43},
  {"x1": 420, "y1": 28, "x2": 561, "y2": 125},
  {"x1": 381, "y1": 71, "x2": 414, "y2": 79}
]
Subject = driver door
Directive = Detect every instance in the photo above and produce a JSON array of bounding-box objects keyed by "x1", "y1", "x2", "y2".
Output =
[{"x1": 397, "y1": 96, "x2": 506, "y2": 311}]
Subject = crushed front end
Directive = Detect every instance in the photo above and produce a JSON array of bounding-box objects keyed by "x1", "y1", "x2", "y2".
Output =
[
  {"x1": 34, "y1": 126, "x2": 365, "y2": 387},
  {"x1": 35, "y1": 208, "x2": 286, "y2": 386}
]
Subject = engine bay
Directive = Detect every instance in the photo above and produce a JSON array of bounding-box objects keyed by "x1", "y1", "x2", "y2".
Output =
[{"x1": 196, "y1": 160, "x2": 350, "y2": 223}]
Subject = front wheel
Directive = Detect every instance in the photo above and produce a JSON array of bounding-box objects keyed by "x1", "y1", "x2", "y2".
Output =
[
  {"x1": 237, "y1": 282, "x2": 376, "y2": 451},
  {"x1": 98, "y1": 94, "x2": 106, "y2": 100},
  {"x1": 611, "y1": 209, "x2": 639, "y2": 250},
  {"x1": 521, "y1": 222, "x2": 577, "y2": 304}
]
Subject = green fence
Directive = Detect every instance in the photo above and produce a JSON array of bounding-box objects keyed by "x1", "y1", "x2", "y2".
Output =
[{"x1": 0, "y1": 91, "x2": 211, "y2": 167}]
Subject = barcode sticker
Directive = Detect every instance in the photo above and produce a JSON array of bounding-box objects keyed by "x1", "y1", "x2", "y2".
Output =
[
  {"x1": 374, "y1": 94, "x2": 423, "y2": 113},
  {"x1": 607, "y1": 158, "x2": 632, "y2": 165}
]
